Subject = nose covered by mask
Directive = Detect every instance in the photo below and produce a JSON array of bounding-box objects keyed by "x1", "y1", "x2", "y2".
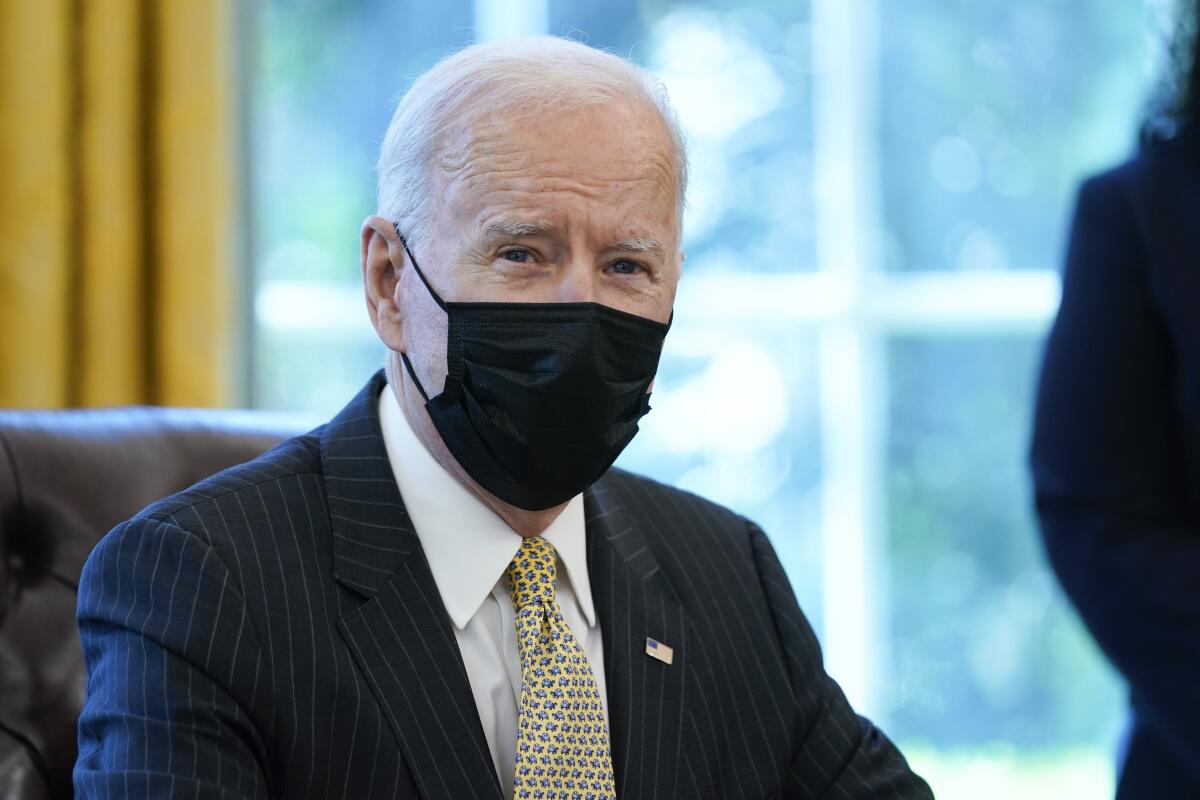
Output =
[{"x1": 393, "y1": 224, "x2": 671, "y2": 511}]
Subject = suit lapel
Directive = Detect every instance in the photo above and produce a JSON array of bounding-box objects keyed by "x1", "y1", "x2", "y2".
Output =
[
  {"x1": 324, "y1": 371, "x2": 502, "y2": 800},
  {"x1": 586, "y1": 476, "x2": 691, "y2": 800}
]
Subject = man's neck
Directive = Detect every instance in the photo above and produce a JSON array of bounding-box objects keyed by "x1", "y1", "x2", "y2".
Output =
[{"x1": 384, "y1": 355, "x2": 569, "y2": 539}]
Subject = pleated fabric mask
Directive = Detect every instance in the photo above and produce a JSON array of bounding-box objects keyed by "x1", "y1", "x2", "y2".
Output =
[{"x1": 394, "y1": 225, "x2": 671, "y2": 510}]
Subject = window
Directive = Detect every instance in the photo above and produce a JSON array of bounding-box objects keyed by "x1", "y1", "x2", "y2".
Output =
[{"x1": 252, "y1": 1, "x2": 1161, "y2": 794}]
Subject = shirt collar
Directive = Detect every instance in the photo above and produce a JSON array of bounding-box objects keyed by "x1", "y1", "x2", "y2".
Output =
[{"x1": 377, "y1": 382, "x2": 595, "y2": 630}]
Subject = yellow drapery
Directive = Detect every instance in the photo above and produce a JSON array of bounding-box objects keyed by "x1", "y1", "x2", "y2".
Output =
[{"x1": 0, "y1": 0, "x2": 240, "y2": 408}]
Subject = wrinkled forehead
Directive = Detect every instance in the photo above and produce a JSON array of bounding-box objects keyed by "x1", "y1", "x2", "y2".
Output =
[{"x1": 431, "y1": 100, "x2": 681, "y2": 233}]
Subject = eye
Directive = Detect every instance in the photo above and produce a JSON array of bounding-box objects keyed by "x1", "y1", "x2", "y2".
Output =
[
  {"x1": 501, "y1": 249, "x2": 533, "y2": 263},
  {"x1": 609, "y1": 260, "x2": 643, "y2": 276}
]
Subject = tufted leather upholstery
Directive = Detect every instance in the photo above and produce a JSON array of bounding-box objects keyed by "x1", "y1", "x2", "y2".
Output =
[{"x1": 0, "y1": 407, "x2": 312, "y2": 799}]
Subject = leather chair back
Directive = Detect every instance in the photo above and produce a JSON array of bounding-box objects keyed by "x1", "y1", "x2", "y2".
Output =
[{"x1": 0, "y1": 408, "x2": 310, "y2": 799}]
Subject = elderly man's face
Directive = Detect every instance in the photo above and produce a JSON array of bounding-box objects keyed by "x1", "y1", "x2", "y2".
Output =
[
  {"x1": 361, "y1": 97, "x2": 681, "y2": 519},
  {"x1": 398, "y1": 100, "x2": 681, "y2": 374}
]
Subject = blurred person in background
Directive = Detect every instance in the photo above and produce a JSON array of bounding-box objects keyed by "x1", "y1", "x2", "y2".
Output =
[
  {"x1": 73, "y1": 37, "x2": 931, "y2": 799},
  {"x1": 1031, "y1": 2, "x2": 1200, "y2": 797}
]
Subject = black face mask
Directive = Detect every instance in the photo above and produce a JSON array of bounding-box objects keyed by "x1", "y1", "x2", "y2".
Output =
[{"x1": 393, "y1": 225, "x2": 671, "y2": 511}]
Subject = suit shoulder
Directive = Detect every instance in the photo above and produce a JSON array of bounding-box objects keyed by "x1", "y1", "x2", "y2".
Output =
[
  {"x1": 130, "y1": 429, "x2": 325, "y2": 531},
  {"x1": 1073, "y1": 160, "x2": 1139, "y2": 216},
  {"x1": 1080, "y1": 137, "x2": 1199, "y2": 205},
  {"x1": 599, "y1": 467, "x2": 755, "y2": 549}
]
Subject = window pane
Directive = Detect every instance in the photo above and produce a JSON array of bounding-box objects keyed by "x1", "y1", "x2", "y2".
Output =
[
  {"x1": 252, "y1": 0, "x2": 473, "y2": 413},
  {"x1": 879, "y1": 2, "x2": 1153, "y2": 272},
  {"x1": 617, "y1": 319, "x2": 824, "y2": 622},
  {"x1": 886, "y1": 336, "x2": 1124, "y2": 794},
  {"x1": 550, "y1": 0, "x2": 819, "y2": 273}
]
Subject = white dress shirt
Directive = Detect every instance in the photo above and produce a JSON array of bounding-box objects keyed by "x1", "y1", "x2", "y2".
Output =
[{"x1": 377, "y1": 383, "x2": 609, "y2": 797}]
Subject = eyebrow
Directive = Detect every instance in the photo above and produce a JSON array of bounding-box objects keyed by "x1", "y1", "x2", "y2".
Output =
[
  {"x1": 612, "y1": 238, "x2": 664, "y2": 256},
  {"x1": 480, "y1": 219, "x2": 665, "y2": 258},
  {"x1": 482, "y1": 220, "x2": 553, "y2": 239}
]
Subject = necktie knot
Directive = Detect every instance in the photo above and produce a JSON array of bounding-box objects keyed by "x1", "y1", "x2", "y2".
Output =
[{"x1": 506, "y1": 536, "x2": 557, "y2": 610}]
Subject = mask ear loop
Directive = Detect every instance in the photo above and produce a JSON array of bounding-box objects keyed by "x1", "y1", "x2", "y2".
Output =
[
  {"x1": 392, "y1": 223, "x2": 446, "y2": 311},
  {"x1": 391, "y1": 223, "x2": 438, "y2": 401},
  {"x1": 399, "y1": 352, "x2": 430, "y2": 403}
]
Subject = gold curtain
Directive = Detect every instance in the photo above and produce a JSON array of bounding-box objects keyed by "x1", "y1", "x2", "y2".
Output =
[{"x1": 0, "y1": 0, "x2": 241, "y2": 408}]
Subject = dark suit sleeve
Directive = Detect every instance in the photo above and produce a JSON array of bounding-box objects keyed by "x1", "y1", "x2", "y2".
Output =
[
  {"x1": 1031, "y1": 173, "x2": 1200, "y2": 782},
  {"x1": 748, "y1": 523, "x2": 933, "y2": 799},
  {"x1": 74, "y1": 516, "x2": 272, "y2": 798}
]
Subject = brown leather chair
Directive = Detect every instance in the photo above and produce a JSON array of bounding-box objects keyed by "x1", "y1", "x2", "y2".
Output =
[{"x1": 0, "y1": 407, "x2": 312, "y2": 799}]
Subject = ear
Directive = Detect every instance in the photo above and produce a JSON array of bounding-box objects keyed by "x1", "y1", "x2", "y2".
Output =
[{"x1": 361, "y1": 215, "x2": 406, "y2": 351}]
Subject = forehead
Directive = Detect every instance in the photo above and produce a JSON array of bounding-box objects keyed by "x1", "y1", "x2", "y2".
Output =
[{"x1": 434, "y1": 101, "x2": 680, "y2": 236}]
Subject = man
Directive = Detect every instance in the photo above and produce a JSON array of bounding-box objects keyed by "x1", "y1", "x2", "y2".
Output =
[{"x1": 75, "y1": 37, "x2": 931, "y2": 799}]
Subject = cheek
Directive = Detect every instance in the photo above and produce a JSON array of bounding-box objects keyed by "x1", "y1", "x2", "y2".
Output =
[
  {"x1": 402, "y1": 291, "x2": 451, "y2": 387},
  {"x1": 593, "y1": 285, "x2": 672, "y2": 327}
]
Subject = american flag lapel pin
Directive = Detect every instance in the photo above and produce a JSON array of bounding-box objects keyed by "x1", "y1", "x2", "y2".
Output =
[{"x1": 645, "y1": 637, "x2": 674, "y2": 665}]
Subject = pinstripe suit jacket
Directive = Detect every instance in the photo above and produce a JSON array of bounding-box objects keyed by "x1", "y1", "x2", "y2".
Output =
[{"x1": 75, "y1": 370, "x2": 931, "y2": 799}]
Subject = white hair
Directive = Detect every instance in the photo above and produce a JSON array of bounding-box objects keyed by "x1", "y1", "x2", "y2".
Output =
[{"x1": 376, "y1": 36, "x2": 688, "y2": 250}]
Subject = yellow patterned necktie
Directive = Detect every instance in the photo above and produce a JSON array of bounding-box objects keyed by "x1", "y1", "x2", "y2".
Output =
[{"x1": 506, "y1": 536, "x2": 617, "y2": 800}]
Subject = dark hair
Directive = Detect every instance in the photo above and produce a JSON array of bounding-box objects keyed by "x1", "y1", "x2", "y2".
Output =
[{"x1": 1142, "y1": 0, "x2": 1200, "y2": 144}]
